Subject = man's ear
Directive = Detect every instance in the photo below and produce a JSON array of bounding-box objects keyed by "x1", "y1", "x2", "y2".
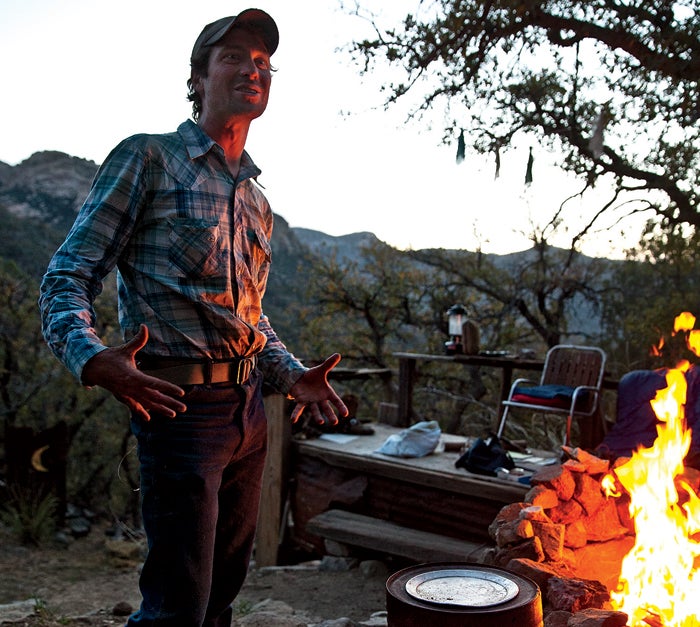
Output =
[{"x1": 191, "y1": 73, "x2": 204, "y2": 97}]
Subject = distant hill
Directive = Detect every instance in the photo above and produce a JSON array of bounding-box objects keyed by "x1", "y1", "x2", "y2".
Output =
[
  {"x1": 0, "y1": 151, "x2": 382, "y2": 347},
  {"x1": 0, "y1": 151, "x2": 616, "y2": 342},
  {"x1": 293, "y1": 228, "x2": 382, "y2": 262},
  {"x1": 0, "y1": 151, "x2": 376, "y2": 272},
  {"x1": 0, "y1": 151, "x2": 96, "y2": 230}
]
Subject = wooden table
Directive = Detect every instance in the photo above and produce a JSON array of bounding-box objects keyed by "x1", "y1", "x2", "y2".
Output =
[
  {"x1": 393, "y1": 351, "x2": 545, "y2": 426},
  {"x1": 291, "y1": 424, "x2": 540, "y2": 558}
]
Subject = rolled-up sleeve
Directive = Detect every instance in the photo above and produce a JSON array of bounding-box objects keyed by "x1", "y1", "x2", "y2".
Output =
[{"x1": 256, "y1": 314, "x2": 307, "y2": 394}]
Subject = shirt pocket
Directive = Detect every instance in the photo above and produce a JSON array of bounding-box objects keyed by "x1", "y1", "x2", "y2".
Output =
[
  {"x1": 242, "y1": 226, "x2": 272, "y2": 286},
  {"x1": 168, "y1": 218, "x2": 223, "y2": 278}
]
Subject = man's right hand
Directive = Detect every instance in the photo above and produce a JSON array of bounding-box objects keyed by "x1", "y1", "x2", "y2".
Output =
[{"x1": 81, "y1": 324, "x2": 187, "y2": 421}]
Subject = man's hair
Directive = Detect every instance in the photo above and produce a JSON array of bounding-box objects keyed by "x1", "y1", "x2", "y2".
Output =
[{"x1": 187, "y1": 49, "x2": 210, "y2": 122}]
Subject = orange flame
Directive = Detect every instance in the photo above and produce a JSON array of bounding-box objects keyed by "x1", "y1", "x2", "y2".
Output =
[
  {"x1": 688, "y1": 330, "x2": 700, "y2": 357},
  {"x1": 674, "y1": 312, "x2": 696, "y2": 335},
  {"x1": 610, "y1": 362, "x2": 700, "y2": 626},
  {"x1": 651, "y1": 336, "x2": 665, "y2": 357},
  {"x1": 601, "y1": 473, "x2": 620, "y2": 498}
]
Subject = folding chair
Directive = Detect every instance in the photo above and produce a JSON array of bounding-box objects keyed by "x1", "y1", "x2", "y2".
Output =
[{"x1": 496, "y1": 344, "x2": 607, "y2": 447}]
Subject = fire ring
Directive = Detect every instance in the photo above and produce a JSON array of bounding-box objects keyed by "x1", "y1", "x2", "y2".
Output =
[{"x1": 386, "y1": 562, "x2": 543, "y2": 627}]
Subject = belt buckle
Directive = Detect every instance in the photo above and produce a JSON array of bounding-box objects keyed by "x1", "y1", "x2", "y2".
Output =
[
  {"x1": 204, "y1": 360, "x2": 214, "y2": 385},
  {"x1": 236, "y1": 358, "x2": 252, "y2": 384}
]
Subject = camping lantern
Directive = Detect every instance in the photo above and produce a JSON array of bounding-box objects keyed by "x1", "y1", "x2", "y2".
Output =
[{"x1": 445, "y1": 304, "x2": 468, "y2": 355}]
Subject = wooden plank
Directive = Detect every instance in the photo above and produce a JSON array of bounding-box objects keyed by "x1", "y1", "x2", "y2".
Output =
[
  {"x1": 307, "y1": 509, "x2": 493, "y2": 564},
  {"x1": 294, "y1": 424, "x2": 529, "y2": 502},
  {"x1": 256, "y1": 393, "x2": 291, "y2": 567}
]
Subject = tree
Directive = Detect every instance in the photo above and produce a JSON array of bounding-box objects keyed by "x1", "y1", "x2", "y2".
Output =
[
  {"x1": 600, "y1": 219, "x2": 700, "y2": 372},
  {"x1": 0, "y1": 261, "x2": 140, "y2": 524},
  {"x1": 409, "y1": 241, "x2": 609, "y2": 349},
  {"x1": 298, "y1": 240, "x2": 434, "y2": 365},
  {"x1": 347, "y1": 0, "x2": 699, "y2": 235}
]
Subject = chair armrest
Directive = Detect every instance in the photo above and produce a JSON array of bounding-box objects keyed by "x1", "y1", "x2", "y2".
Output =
[{"x1": 569, "y1": 385, "x2": 602, "y2": 414}]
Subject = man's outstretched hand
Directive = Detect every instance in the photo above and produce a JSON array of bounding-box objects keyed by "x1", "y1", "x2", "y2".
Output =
[
  {"x1": 289, "y1": 353, "x2": 348, "y2": 426},
  {"x1": 81, "y1": 324, "x2": 187, "y2": 421}
]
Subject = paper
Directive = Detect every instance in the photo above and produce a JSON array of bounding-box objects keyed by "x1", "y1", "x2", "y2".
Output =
[{"x1": 319, "y1": 433, "x2": 359, "y2": 444}]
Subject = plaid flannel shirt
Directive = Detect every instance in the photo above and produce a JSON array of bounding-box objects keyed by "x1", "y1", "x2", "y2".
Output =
[{"x1": 39, "y1": 120, "x2": 306, "y2": 393}]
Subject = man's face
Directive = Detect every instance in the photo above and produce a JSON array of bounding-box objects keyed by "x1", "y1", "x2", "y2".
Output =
[{"x1": 194, "y1": 27, "x2": 272, "y2": 123}]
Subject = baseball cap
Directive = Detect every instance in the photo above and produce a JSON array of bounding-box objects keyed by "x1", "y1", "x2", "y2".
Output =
[{"x1": 191, "y1": 9, "x2": 279, "y2": 61}]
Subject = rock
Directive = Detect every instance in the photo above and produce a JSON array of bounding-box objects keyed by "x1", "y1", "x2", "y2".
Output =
[
  {"x1": 567, "y1": 607, "x2": 628, "y2": 626},
  {"x1": 561, "y1": 447, "x2": 610, "y2": 476},
  {"x1": 532, "y1": 464, "x2": 576, "y2": 501},
  {"x1": 506, "y1": 557, "x2": 572, "y2": 592},
  {"x1": 314, "y1": 619, "x2": 357, "y2": 626},
  {"x1": 53, "y1": 529, "x2": 73, "y2": 547},
  {"x1": 580, "y1": 498, "x2": 628, "y2": 542},
  {"x1": 519, "y1": 505, "x2": 552, "y2": 523},
  {"x1": 359, "y1": 611, "x2": 389, "y2": 626},
  {"x1": 0, "y1": 599, "x2": 38, "y2": 621},
  {"x1": 68, "y1": 516, "x2": 91, "y2": 538},
  {"x1": 544, "y1": 609, "x2": 571, "y2": 626},
  {"x1": 563, "y1": 459, "x2": 588, "y2": 473},
  {"x1": 494, "y1": 536, "x2": 544, "y2": 566},
  {"x1": 526, "y1": 485, "x2": 560, "y2": 509},
  {"x1": 324, "y1": 539, "x2": 354, "y2": 557},
  {"x1": 319, "y1": 556, "x2": 359, "y2": 572},
  {"x1": 495, "y1": 518, "x2": 534, "y2": 547},
  {"x1": 488, "y1": 502, "x2": 530, "y2": 539},
  {"x1": 359, "y1": 560, "x2": 389, "y2": 579},
  {"x1": 236, "y1": 613, "x2": 309, "y2": 626},
  {"x1": 573, "y1": 473, "x2": 607, "y2": 516},
  {"x1": 530, "y1": 520, "x2": 565, "y2": 562},
  {"x1": 235, "y1": 599, "x2": 311, "y2": 626},
  {"x1": 112, "y1": 601, "x2": 133, "y2": 616},
  {"x1": 546, "y1": 576, "x2": 610, "y2": 613},
  {"x1": 548, "y1": 498, "x2": 584, "y2": 525},
  {"x1": 564, "y1": 519, "x2": 588, "y2": 549}
]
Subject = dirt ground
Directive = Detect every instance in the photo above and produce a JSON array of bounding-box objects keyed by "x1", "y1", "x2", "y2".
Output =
[{"x1": 0, "y1": 522, "x2": 388, "y2": 626}]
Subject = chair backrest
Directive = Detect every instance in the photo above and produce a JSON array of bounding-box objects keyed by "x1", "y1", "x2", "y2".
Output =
[{"x1": 540, "y1": 344, "x2": 606, "y2": 390}]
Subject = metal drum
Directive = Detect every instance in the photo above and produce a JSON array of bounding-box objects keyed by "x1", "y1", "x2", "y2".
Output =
[{"x1": 386, "y1": 562, "x2": 543, "y2": 627}]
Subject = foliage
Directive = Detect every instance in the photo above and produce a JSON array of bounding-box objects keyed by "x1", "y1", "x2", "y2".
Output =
[
  {"x1": 347, "y1": 0, "x2": 699, "y2": 234},
  {"x1": 600, "y1": 221, "x2": 700, "y2": 372},
  {"x1": 408, "y1": 242, "x2": 609, "y2": 348},
  {"x1": 0, "y1": 260, "x2": 139, "y2": 524},
  {"x1": 299, "y1": 238, "x2": 614, "y2": 434},
  {"x1": 298, "y1": 241, "x2": 436, "y2": 365},
  {"x1": 1, "y1": 484, "x2": 58, "y2": 546}
]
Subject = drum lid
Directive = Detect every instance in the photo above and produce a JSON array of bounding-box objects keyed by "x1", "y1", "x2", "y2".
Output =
[{"x1": 404, "y1": 568, "x2": 519, "y2": 607}]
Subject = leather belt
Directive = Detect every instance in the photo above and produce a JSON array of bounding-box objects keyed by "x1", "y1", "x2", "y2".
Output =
[{"x1": 138, "y1": 356, "x2": 257, "y2": 386}]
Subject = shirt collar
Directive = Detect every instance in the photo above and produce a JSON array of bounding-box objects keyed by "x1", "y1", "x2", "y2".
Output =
[{"x1": 178, "y1": 119, "x2": 262, "y2": 181}]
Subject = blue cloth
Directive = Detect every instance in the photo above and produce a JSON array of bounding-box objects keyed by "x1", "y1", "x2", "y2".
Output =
[
  {"x1": 600, "y1": 366, "x2": 700, "y2": 459},
  {"x1": 513, "y1": 384, "x2": 576, "y2": 400},
  {"x1": 127, "y1": 371, "x2": 267, "y2": 627}
]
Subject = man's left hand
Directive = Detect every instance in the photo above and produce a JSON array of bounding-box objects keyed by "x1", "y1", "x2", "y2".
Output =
[{"x1": 289, "y1": 353, "x2": 348, "y2": 426}]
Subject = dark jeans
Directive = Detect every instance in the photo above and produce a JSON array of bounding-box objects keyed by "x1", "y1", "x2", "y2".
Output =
[{"x1": 127, "y1": 371, "x2": 267, "y2": 627}]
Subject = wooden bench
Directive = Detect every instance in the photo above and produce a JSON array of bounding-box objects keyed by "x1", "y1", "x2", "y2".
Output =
[{"x1": 306, "y1": 509, "x2": 493, "y2": 564}]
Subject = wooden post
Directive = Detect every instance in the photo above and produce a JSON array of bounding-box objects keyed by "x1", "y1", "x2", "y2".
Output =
[
  {"x1": 256, "y1": 393, "x2": 291, "y2": 567},
  {"x1": 397, "y1": 356, "x2": 416, "y2": 427}
]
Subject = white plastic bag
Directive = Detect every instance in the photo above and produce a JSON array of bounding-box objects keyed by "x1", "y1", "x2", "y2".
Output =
[{"x1": 375, "y1": 420, "x2": 441, "y2": 458}]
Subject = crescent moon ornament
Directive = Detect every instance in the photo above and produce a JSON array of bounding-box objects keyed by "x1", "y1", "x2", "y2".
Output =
[{"x1": 31, "y1": 445, "x2": 50, "y2": 473}]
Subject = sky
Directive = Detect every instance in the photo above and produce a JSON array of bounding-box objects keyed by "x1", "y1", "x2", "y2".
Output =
[{"x1": 1, "y1": 0, "x2": 649, "y2": 258}]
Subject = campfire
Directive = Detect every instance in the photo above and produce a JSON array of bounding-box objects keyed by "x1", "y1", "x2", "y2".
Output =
[
  {"x1": 604, "y1": 313, "x2": 700, "y2": 627},
  {"x1": 489, "y1": 313, "x2": 700, "y2": 626}
]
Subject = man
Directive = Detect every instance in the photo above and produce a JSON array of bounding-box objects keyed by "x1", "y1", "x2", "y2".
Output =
[{"x1": 39, "y1": 9, "x2": 347, "y2": 626}]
